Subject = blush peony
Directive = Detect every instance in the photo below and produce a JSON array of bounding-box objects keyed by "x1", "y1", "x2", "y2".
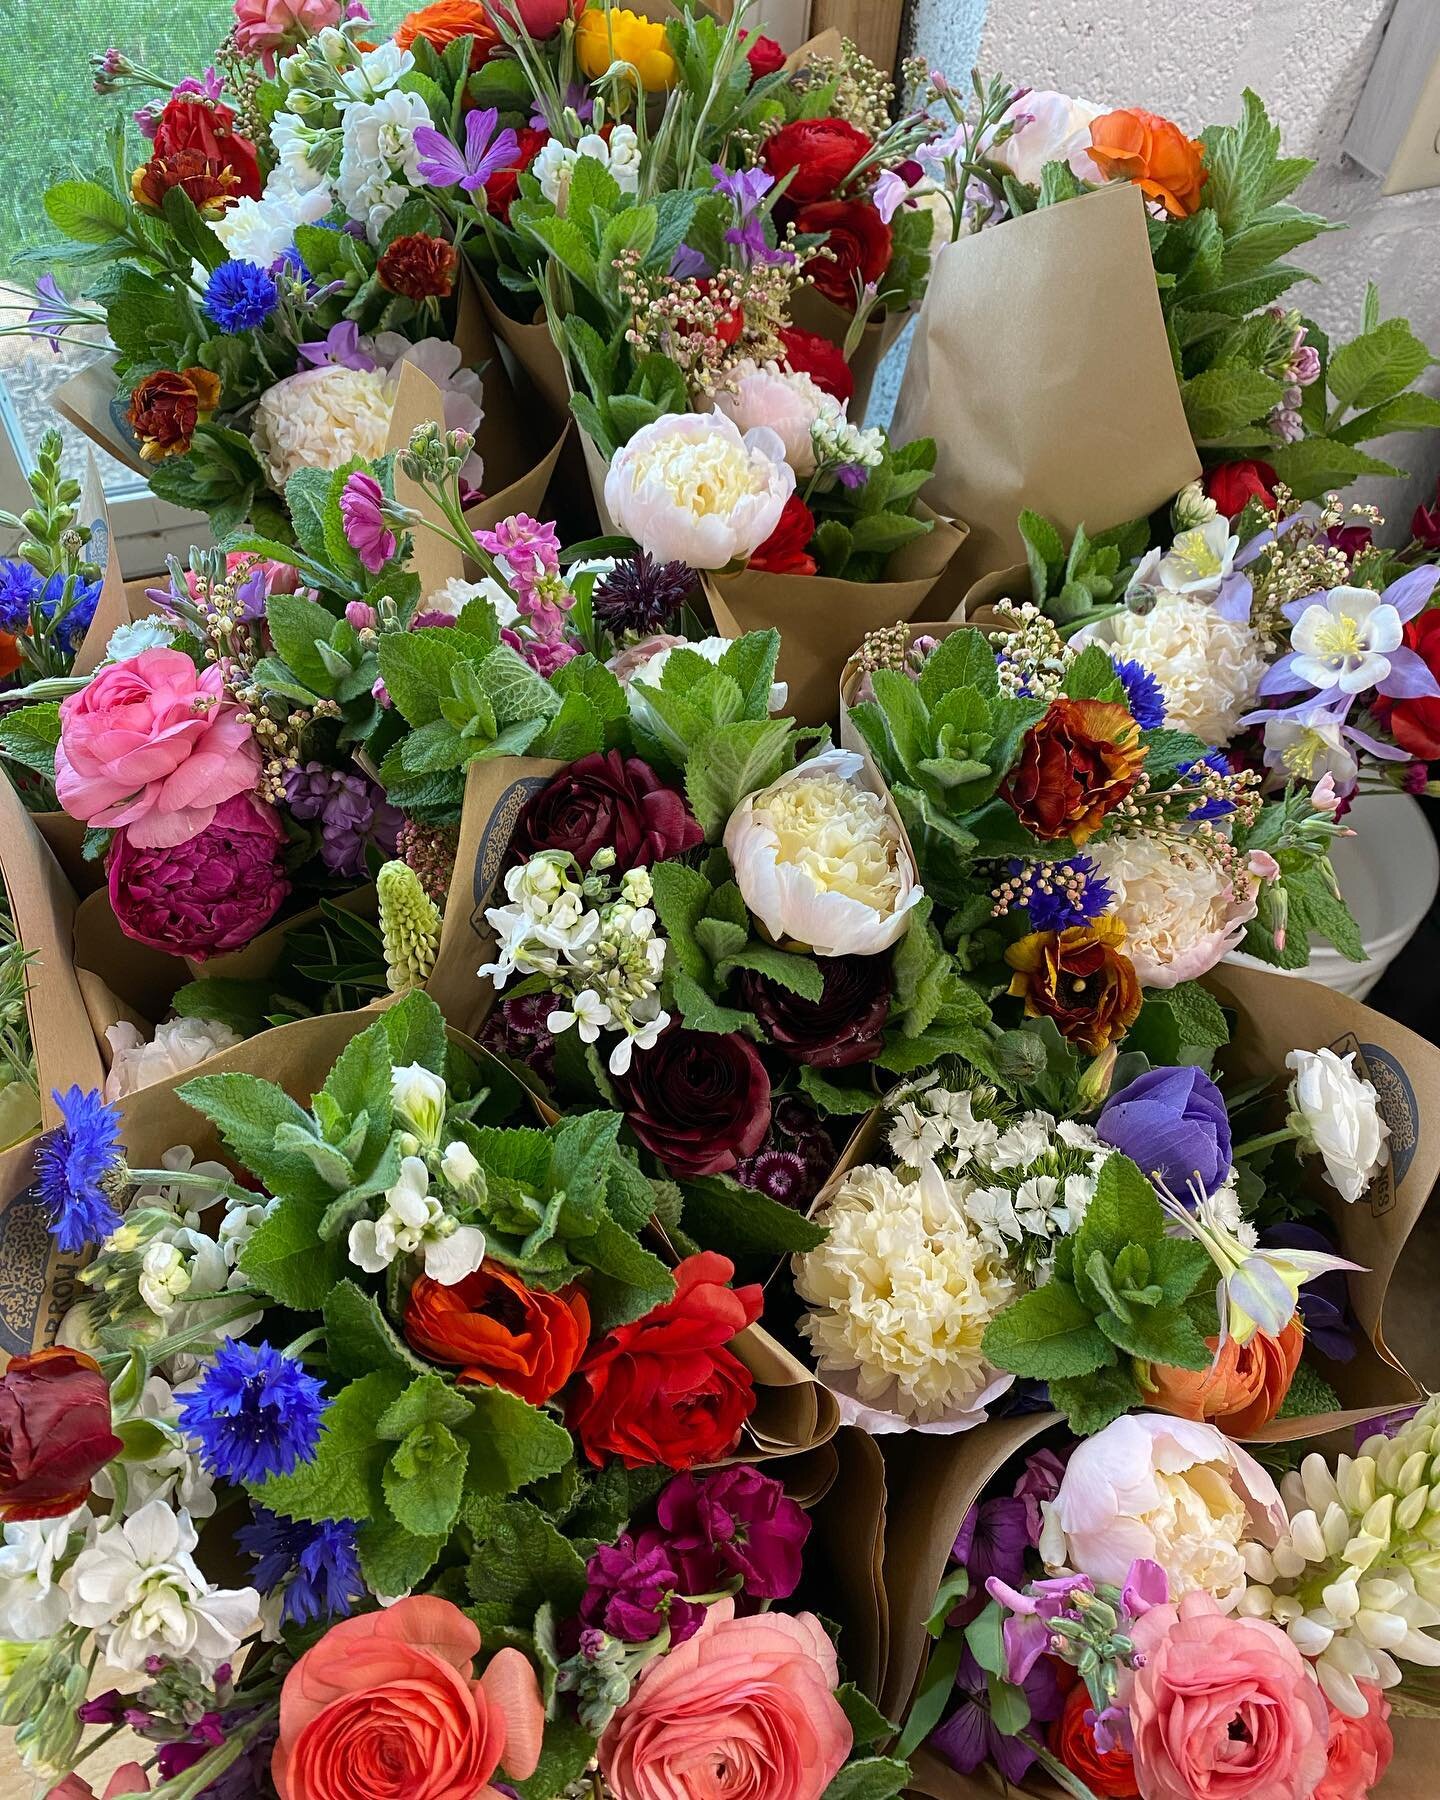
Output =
[
  {"x1": 598, "y1": 1598, "x2": 852, "y2": 1800},
  {"x1": 1089, "y1": 837, "x2": 1267, "y2": 988},
  {"x1": 253, "y1": 366, "x2": 396, "y2": 491},
  {"x1": 711, "y1": 359, "x2": 842, "y2": 477},
  {"x1": 56, "y1": 649, "x2": 260, "y2": 848},
  {"x1": 604, "y1": 412, "x2": 794, "y2": 569},
  {"x1": 991, "y1": 90, "x2": 1104, "y2": 186}
]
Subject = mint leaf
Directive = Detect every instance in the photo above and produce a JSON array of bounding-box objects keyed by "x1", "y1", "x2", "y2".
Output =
[
  {"x1": 684, "y1": 718, "x2": 793, "y2": 840},
  {"x1": 982, "y1": 1283, "x2": 1116, "y2": 1380},
  {"x1": 381, "y1": 988, "x2": 449, "y2": 1073},
  {"x1": 252, "y1": 1371, "x2": 407, "y2": 1521},
  {"x1": 179, "y1": 1072, "x2": 336, "y2": 1205},
  {"x1": 323, "y1": 1282, "x2": 432, "y2": 1381},
  {"x1": 384, "y1": 1420, "x2": 467, "y2": 1536},
  {"x1": 680, "y1": 1173, "x2": 827, "y2": 1254},
  {"x1": 239, "y1": 1194, "x2": 350, "y2": 1310},
  {"x1": 821, "y1": 1759, "x2": 911, "y2": 1799},
  {"x1": 377, "y1": 1372, "x2": 474, "y2": 1439},
  {"x1": 916, "y1": 628, "x2": 998, "y2": 708},
  {"x1": 453, "y1": 1386, "x2": 572, "y2": 1498},
  {"x1": 1075, "y1": 1155, "x2": 1164, "y2": 1263},
  {"x1": 1048, "y1": 1361, "x2": 1140, "y2": 1435},
  {"x1": 567, "y1": 1464, "x2": 668, "y2": 1540},
  {"x1": 356, "y1": 1518, "x2": 445, "y2": 1596},
  {"x1": 836, "y1": 1686, "x2": 895, "y2": 1747},
  {"x1": 463, "y1": 1495, "x2": 587, "y2": 1630}
]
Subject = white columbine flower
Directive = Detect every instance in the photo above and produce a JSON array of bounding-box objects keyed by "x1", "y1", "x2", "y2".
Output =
[
  {"x1": 0, "y1": 1509, "x2": 87, "y2": 1640},
  {"x1": 1287, "y1": 1046, "x2": 1391, "y2": 1203},
  {"x1": 338, "y1": 87, "x2": 432, "y2": 240},
  {"x1": 66, "y1": 1500, "x2": 259, "y2": 1677},
  {"x1": 1261, "y1": 710, "x2": 1360, "y2": 790},
  {"x1": 348, "y1": 1156, "x2": 486, "y2": 1285},
  {"x1": 1288, "y1": 587, "x2": 1403, "y2": 696},
  {"x1": 1129, "y1": 517, "x2": 1240, "y2": 602},
  {"x1": 391, "y1": 1063, "x2": 447, "y2": 1148}
]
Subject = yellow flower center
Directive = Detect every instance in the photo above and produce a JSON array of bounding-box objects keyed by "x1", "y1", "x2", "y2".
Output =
[{"x1": 1312, "y1": 614, "x2": 1364, "y2": 659}]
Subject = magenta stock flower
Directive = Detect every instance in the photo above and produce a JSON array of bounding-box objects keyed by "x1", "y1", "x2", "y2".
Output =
[
  {"x1": 654, "y1": 1466, "x2": 811, "y2": 1603},
  {"x1": 339, "y1": 472, "x2": 397, "y2": 573},
  {"x1": 475, "y1": 514, "x2": 561, "y2": 587},
  {"x1": 580, "y1": 1535, "x2": 705, "y2": 1645}
]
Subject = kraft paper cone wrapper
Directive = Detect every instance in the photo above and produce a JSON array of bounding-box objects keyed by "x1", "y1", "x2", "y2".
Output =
[
  {"x1": 704, "y1": 504, "x2": 969, "y2": 727},
  {"x1": 33, "y1": 814, "x2": 106, "y2": 898},
  {"x1": 807, "y1": 1426, "x2": 890, "y2": 1702},
  {"x1": 789, "y1": 285, "x2": 912, "y2": 425},
  {"x1": 892, "y1": 182, "x2": 1199, "y2": 587},
  {"x1": 475, "y1": 278, "x2": 571, "y2": 423},
  {"x1": 730, "y1": 1320, "x2": 840, "y2": 1466}
]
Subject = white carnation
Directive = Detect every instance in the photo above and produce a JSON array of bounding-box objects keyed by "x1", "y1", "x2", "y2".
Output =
[
  {"x1": 1101, "y1": 593, "x2": 1268, "y2": 744},
  {"x1": 103, "y1": 1018, "x2": 243, "y2": 1103}
]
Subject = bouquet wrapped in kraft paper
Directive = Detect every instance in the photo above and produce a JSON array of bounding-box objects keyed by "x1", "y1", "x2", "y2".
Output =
[{"x1": 891, "y1": 182, "x2": 1199, "y2": 587}]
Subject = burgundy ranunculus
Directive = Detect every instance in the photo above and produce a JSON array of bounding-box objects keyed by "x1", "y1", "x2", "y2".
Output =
[
  {"x1": 611, "y1": 1027, "x2": 770, "y2": 1178},
  {"x1": 509, "y1": 751, "x2": 703, "y2": 872},
  {"x1": 654, "y1": 1466, "x2": 811, "y2": 1603},
  {"x1": 735, "y1": 954, "x2": 891, "y2": 1067},
  {"x1": 793, "y1": 199, "x2": 894, "y2": 308},
  {"x1": 0, "y1": 1348, "x2": 123, "y2": 1521},
  {"x1": 108, "y1": 793, "x2": 291, "y2": 959}
]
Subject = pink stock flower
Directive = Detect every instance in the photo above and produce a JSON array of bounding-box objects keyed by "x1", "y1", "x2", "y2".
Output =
[
  {"x1": 232, "y1": 0, "x2": 343, "y2": 70},
  {"x1": 597, "y1": 1599, "x2": 852, "y2": 1800},
  {"x1": 474, "y1": 514, "x2": 560, "y2": 587},
  {"x1": 1317, "y1": 1684, "x2": 1393, "y2": 1800},
  {"x1": 56, "y1": 649, "x2": 260, "y2": 848},
  {"x1": 339, "y1": 472, "x2": 397, "y2": 574},
  {"x1": 108, "y1": 794, "x2": 291, "y2": 959},
  {"x1": 1127, "y1": 1589, "x2": 1330, "y2": 1800}
]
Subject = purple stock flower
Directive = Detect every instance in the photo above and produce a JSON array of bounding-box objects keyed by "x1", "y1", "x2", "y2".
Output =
[
  {"x1": 654, "y1": 1466, "x2": 811, "y2": 1602},
  {"x1": 1260, "y1": 1223, "x2": 1357, "y2": 1361},
  {"x1": 284, "y1": 761, "x2": 401, "y2": 879},
  {"x1": 415, "y1": 107, "x2": 519, "y2": 194},
  {"x1": 1013, "y1": 1445, "x2": 1068, "y2": 1546},
  {"x1": 580, "y1": 1534, "x2": 703, "y2": 1644},
  {"x1": 28, "y1": 276, "x2": 69, "y2": 352},
  {"x1": 1096, "y1": 1064, "x2": 1232, "y2": 1197},
  {"x1": 929, "y1": 1646, "x2": 1063, "y2": 1783}
]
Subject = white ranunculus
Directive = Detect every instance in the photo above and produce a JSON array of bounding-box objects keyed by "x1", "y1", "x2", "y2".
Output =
[
  {"x1": 1287, "y1": 1046, "x2": 1390, "y2": 1203},
  {"x1": 990, "y1": 90, "x2": 1105, "y2": 186},
  {"x1": 1095, "y1": 592, "x2": 1268, "y2": 744},
  {"x1": 604, "y1": 413, "x2": 795, "y2": 570},
  {"x1": 723, "y1": 747, "x2": 923, "y2": 956},
  {"x1": 1039, "y1": 1414, "x2": 1286, "y2": 1608},
  {"x1": 253, "y1": 364, "x2": 397, "y2": 489},
  {"x1": 103, "y1": 1018, "x2": 243, "y2": 1102},
  {"x1": 711, "y1": 359, "x2": 842, "y2": 477}
]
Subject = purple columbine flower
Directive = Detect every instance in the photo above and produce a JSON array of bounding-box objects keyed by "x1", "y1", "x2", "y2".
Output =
[
  {"x1": 414, "y1": 107, "x2": 519, "y2": 194},
  {"x1": 297, "y1": 321, "x2": 377, "y2": 372},
  {"x1": 27, "y1": 276, "x2": 69, "y2": 352},
  {"x1": 1257, "y1": 565, "x2": 1440, "y2": 705}
]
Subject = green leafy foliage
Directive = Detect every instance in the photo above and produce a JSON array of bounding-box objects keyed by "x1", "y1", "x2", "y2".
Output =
[{"x1": 810, "y1": 438, "x2": 938, "y2": 583}]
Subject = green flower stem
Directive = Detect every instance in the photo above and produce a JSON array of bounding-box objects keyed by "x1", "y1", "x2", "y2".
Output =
[
  {"x1": 98, "y1": 1293, "x2": 264, "y2": 1375},
  {"x1": 1019, "y1": 1732, "x2": 1103, "y2": 1800},
  {"x1": 126, "y1": 1165, "x2": 263, "y2": 1209},
  {"x1": 1233, "y1": 1125, "x2": 1297, "y2": 1160}
]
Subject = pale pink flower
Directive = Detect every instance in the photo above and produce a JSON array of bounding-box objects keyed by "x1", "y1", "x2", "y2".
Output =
[{"x1": 232, "y1": 0, "x2": 342, "y2": 72}]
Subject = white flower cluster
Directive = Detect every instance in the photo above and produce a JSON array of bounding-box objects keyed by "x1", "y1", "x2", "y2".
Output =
[
  {"x1": 103, "y1": 1017, "x2": 242, "y2": 1102},
  {"x1": 337, "y1": 87, "x2": 435, "y2": 242},
  {"x1": 534, "y1": 124, "x2": 642, "y2": 210},
  {"x1": 810, "y1": 413, "x2": 887, "y2": 483},
  {"x1": 480, "y1": 851, "x2": 669, "y2": 1075}
]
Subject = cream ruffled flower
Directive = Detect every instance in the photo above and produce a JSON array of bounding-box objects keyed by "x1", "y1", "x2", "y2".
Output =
[
  {"x1": 712, "y1": 359, "x2": 842, "y2": 477},
  {"x1": 253, "y1": 364, "x2": 396, "y2": 489},
  {"x1": 724, "y1": 747, "x2": 923, "y2": 956},
  {"x1": 604, "y1": 412, "x2": 794, "y2": 569},
  {"x1": 1099, "y1": 593, "x2": 1268, "y2": 744},
  {"x1": 793, "y1": 1161, "x2": 1015, "y2": 1430},
  {"x1": 1090, "y1": 835, "x2": 1261, "y2": 988},
  {"x1": 210, "y1": 167, "x2": 333, "y2": 265},
  {"x1": 1287, "y1": 1046, "x2": 1390, "y2": 1204},
  {"x1": 103, "y1": 1018, "x2": 243, "y2": 1103}
]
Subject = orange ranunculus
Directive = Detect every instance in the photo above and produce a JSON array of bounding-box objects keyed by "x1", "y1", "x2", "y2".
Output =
[
  {"x1": 1002, "y1": 696, "x2": 1146, "y2": 845},
  {"x1": 1049, "y1": 1681, "x2": 1141, "y2": 1799},
  {"x1": 1145, "y1": 1316, "x2": 1305, "y2": 1437},
  {"x1": 1005, "y1": 915, "x2": 1142, "y2": 1054},
  {"x1": 394, "y1": 0, "x2": 501, "y2": 67},
  {"x1": 1088, "y1": 107, "x2": 1207, "y2": 218},
  {"x1": 126, "y1": 368, "x2": 223, "y2": 462},
  {"x1": 575, "y1": 5, "x2": 677, "y2": 90},
  {"x1": 273, "y1": 1595, "x2": 544, "y2": 1800},
  {"x1": 403, "y1": 1262, "x2": 590, "y2": 1406},
  {"x1": 0, "y1": 633, "x2": 21, "y2": 681}
]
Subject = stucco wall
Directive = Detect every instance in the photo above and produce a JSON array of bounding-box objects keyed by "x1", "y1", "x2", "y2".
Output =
[{"x1": 891, "y1": 0, "x2": 1440, "y2": 533}]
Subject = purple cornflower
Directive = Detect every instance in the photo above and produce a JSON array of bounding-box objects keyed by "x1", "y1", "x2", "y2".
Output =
[
  {"x1": 414, "y1": 108, "x2": 519, "y2": 193},
  {"x1": 237, "y1": 1508, "x2": 365, "y2": 1626},
  {"x1": 34, "y1": 1086, "x2": 124, "y2": 1252},
  {"x1": 1179, "y1": 747, "x2": 1238, "y2": 820},
  {"x1": 27, "y1": 276, "x2": 69, "y2": 352},
  {"x1": 177, "y1": 1341, "x2": 328, "y2": 1485},
  {"x1": 1112, "y1": 655, "x2": 1166, "y2": 730},
  {"x1": 204, "y1": 261, "x2": 279, "y2": 335}
]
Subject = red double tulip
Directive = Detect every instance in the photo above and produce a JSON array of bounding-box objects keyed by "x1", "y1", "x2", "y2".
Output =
[{"x1": 0, "y1": 1348, "x2": 123, "y2": 1521}]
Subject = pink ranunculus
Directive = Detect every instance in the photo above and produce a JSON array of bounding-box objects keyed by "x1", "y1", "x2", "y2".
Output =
[
  {"x1": 1317, "y1": 1684, "x2": 1393, "y2": 1800},
  {"x1": 46, "y1": 1767, "x2": 150, "y2": 1800},
  {"x1": 606, "y1": 633, "x2": 687, "y2": 685},
  {"x1": 597, "y1": 1598, "x2": 852, "y2": 1800},
  {"x1": 488, "y1": 0, "x2": 580, "y2": 38},
  {"x1": 232, "y1": 0, "x2": 342, "y2": 70},
  {"x1": 108, "y1": 795, "x2": 291, "y2": 959},
  {"x1": 56, "y1": 649, "x2": 261, "y2": 849},
  {"x1": 1127, "y1": 1589, "x2": 1330, "y2": 1800},
  {"x1": 339, "y1": 471, "x2": 397, "y2": 574}
]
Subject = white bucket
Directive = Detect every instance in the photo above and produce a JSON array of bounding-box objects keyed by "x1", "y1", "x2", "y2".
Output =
[{"x1": 1227, "y1": 791, "x2": 1439, "y2": 999}]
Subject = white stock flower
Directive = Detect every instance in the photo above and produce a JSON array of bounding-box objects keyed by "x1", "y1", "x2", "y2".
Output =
[
  {"x1": 990, "y1": 90, "x2": 1104, "y2": 186},
  {"x1": 604, "y1": 412, "x2": 795, "y2": 569},
  {"x1": 794, "y1": 1161, "x2": 1016, "y2": 1430},
  {"x1": 348, "y1": 1156, "x2": 486, "y2": 1284},
  {"x1": 534, "y1": 124, "x2": 641, "y2": 210},
  {"x1": 711, "y1": 359, "x2": 842, "y2": 477},
  {"x1": 725, "y1": 748, "x2": 922, "y2": 956},
  {"x1": 1090, "y1": 835, "x2": 1260, "y2": 988},
  {"x1": 254, "y1": 364, "x2": 396, "y2": 489},
  {"x1": 66, "y1": 1500, "x2": 259, "y2": 1676},
  {"x1": 92, "y1": 1376, "x2": 216, "y2": 1520},
  {"x1": 439, "y1": 1140, "x2": 482, "y2": 1192},
  {"x1": 1289, "y1": 586, "x2": 1403, "y2": 695},
  {"x1": 0, "y1": 1509, "x2": 87, "y2": 1641},
  {"x1": 269, "y1": 112, "x2": 337, "y2": 192},
  {"x1": 211, "y1": 169, "x2": 334, "y2": 264},
  {"x1": 338, "y1": 87, "x2": 432, "y2": 239},
  {"x1": 103, "y1": 1018, "x2": 243, "y2": 1102},
  {"x1": 1099, "y1": 591, "x2": 1267, "y2": 744},
  {"x1": 334, "y1": 38, "x2": 413, "y2": 100},
  {"x1": 1287, "y1": 1047, "x2": 1390, "y2": 1204},
  {"x1": 391, "y1": 1063, "x2": 447, "y2": 1146}
]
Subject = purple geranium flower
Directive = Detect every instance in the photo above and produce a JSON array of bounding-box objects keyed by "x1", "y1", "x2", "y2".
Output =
[
  {"x1": 415, "y1": 107, "x2": 519, "y2": 194},
  {"x1": 929, "y1": 1646, "x2": 1063, "y2": 1783},
  {"x1": 28, "y1": 275, "x2": 69, "y2": 352}
]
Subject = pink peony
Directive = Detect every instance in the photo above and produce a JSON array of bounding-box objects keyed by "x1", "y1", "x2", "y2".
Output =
[
  {"x1": 56, "y1": 649, "x2": 260, "y2": 849},
  {"x1": 1127, "y1": 1589, "x2": 1330, "y2": 1800},
  {"x1": 598, "y1": 1598, "x2": 852, "y2": 1800},
  {"x1": 108, "y1": 795, "x2": 291, "y2": 960},
  {"x1": 232, "y1": 0, "x2": 342, "y2": 70},
  {"x1": 1317, "y1": 1685, "x2": 1393, "y2": 1800}
]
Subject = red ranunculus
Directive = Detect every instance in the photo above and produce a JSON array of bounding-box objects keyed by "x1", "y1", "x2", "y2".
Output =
[
  {"x1": 567, "y1": 1253, "x2": 762, "y2": 1469},
  {"x1": 152, "y1": 96, "x2": 262, "y2": 201},
  {"x1": 0, "y1": 1349, "x2": 123, "y2": 1521},
  {"x1": 1379, "y1": 609, "x2": 1440, "y2": 760},
  {"x1": 611, "y1": 1026, "x2": 771, "y2": 1178},
  {"x1": 484, "y1": 126, "x2": 548, "y2": 225},
  {"x1": 509, "y1": 751, "x2": 703, "y2": 872},
  {"x1": 793, "y1": 200, "x2": 893, "y2": 309},
  {"x1": 1049, "y1": 1682, "x2": 1140, "y2": 1799},
  {"x1": 403, "y1": 1263, "x2": 590, "y2": 1406},
  {"x1": 1204, "y1": 459, "x2": 1278, "y2": 518},
  {"x1": 763, "y1": 118, "x2": 872, "y2": 205},
  {"x1": 1412, "y1": 478, "x2": 1440, "y2": 552},
  {"x1": 740, "y1": 29, "x2": 786, "y2": 80},
  {"x1": 778, "y1": 327, "x2": 854, "y2": 406},
  {"x1": 748, "y1": 494, "x2": 817, "y2": 576}
]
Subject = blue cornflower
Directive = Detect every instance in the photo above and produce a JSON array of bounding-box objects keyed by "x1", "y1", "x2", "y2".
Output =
[
  {"x1": 1012, "y1": 856, "x2": 1114, "y2": 932},
  {"x1": 177, "y1": 1341, "x2": 329, "y2": 1484},
  {"x1": 37, "y1": 572, "x2": 102, "y2": 654},
  {"x1": 236, "y1": 1508, "x2": 365, "y2": 1627},
  {"x1": 1112, "y1": 655, "x2": 1166, "y2": 730},
  {"x1": 0, "y1": 559, "x2": 45, "y2": 635},
  {"x1": 34, "y1": 1086, "x2": 124, "y2": 1252},
  {"x1": 203, "y1": 260, "x2": 279, "y2": 334},
  {"x1": 1180, "y1": 747, "x2": 1238, "y2": 820}
]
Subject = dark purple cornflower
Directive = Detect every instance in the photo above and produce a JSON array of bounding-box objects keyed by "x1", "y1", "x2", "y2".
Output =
[
  {"x1": 237, "y1": 1508, "x2": 365, "y2": 1627},
  {"x1": 592, "y1": 552, "x2": 697, "y2": 638}
]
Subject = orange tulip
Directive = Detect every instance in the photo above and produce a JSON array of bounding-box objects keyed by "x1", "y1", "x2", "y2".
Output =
[
  {"x1": 1088, "y1": 107, "x2": 1207, "y2": 218},
  {"x1": 1146, "y1": 1316, "x2": 1304, "y2": 1437}
]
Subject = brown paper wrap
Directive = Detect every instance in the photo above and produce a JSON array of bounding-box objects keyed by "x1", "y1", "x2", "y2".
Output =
[
  {"x1": 806, "y1": 1425, "x2": 890, "y2": 1700},
  {"x1": 732, "y1": 1320, "x2": 840, "y2": 1468},
  {"x1": 474, "y1": 279, "x2": 570, "y2": 423},
  {"x1": 704, "y1": 505, "x2": 969, "y2": 727},
  {"x1": 789, "y1": 285, "x2": 912, "y2": 425},
  {"x1": 892, "y1": 182, "x2": 1199, "y2": 588}
]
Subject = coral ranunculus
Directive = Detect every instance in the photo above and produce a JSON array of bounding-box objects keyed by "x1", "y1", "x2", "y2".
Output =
[
  {"x1": 377, "y1": 232, "x2": 459, "y2": 300},
  {"x1": 126, "y1": 367, "x2": 223, "y2": 462},
  {"x1": 403, "y1": 1263, "x2": 590, "y2": 1406},
  {"x1": 1005, "y1": 916, "x2": 1142, "y2": 1054},
  {"x1": 1146, "y1": 1316, "x2": 1304, "y2": 1438},
  {"x1": 598, "y1": 1599, "x2": 852, "y2": 1800},
  {"x1": 567, "y1": 1252, "x2": 762, "y2": 1469},
  {"x1": 1003, "y1": 696, "x2": 1146, "y2": 844},
  {"x1": 749, "y1": 492, "x2": 818, "y2": 575},
  {"x1": 1088, "y1": 107, "x2": 1207, "y2": 217},
  {"x1": 793, "y1": 199, "x2": 893, "y2": 308},
  {"x1": 509, "y1": 750, "x2": 703, "y2": 873},
  {"x1": 610, "y1": 1026, "x2": 771, "y2": 1178},
  {"x1": 763, "y1": 119, "x2": 873, "y2": 205},
  {"x1": 1317, "y1": 1684, "x2": 1393, "y2": 1800},
  {"x1": 273, "y1": 1595, "x2": 543, "y2": 1800},
  {"x1": 0, "y1": 1349, "x2": 123, "y2": 1522},
  {"x1": 1205, "y1": 459, "x2": 1278, "y2": 519},
  {"x1": 107, "y1": 794, "x2": 291, "y2": 959},
  {"x1": 394, "y1": 0, "x2": 500, "y2": 67},
  {"x1": 1049, "y1": 1682, "x2": 1140, "y2": 1799},
  {"x1": 779, "y1": 326, "x2": 855, "y2": 405},
  {"x1": 575, "y1": 6, "x2": 677, "y2": 90}
]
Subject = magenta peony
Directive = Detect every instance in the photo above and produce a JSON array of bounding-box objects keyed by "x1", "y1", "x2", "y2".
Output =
[
  {"x1": 56, "y1": 649, "x2": 260, "y2": 848},
  {"x1": 107, "y1": 795, "x2": 291, "y2": 960}
]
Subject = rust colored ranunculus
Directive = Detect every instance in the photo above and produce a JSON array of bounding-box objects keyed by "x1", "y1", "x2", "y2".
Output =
[
  {"x1": 1146, "y1": 1316, "x2": 1304, "y2": 1438},
  {"x1": 1005, "y1": 915, "x2": 1142, "y2": 1054},
  {"x1": 126, "y1": 368, "x2": 223, "y2": 462},
  {"x1": 793, "y1": 199, "x2": 893, "y2": 309},
  {"x1": 152, "y1": 96, "x2": 263, "y2": 201},
  {"x1": 377, "y1": 232, "x2": 459, "y2": 300},
  {"x1": 404, "y1": 1263, "x2": 589, "y2": 1407},
  {"x1": 1050, "y1": 1682, "x2": 1140, "y2": 1799},
  {"x1": 1002, "y1": 697, "x2": 1146, "y2": 845},
  {"x1": 763, "y1": 119, "x2": 872, "y2": 206},
  {"x1": 395, "y1": 0, "x2": 500, "y2": 67},
  {"x1": 748, "y1": 493, "x2": 817, "y2": 577},
  {"x1": 131, "y1": 149, "x2": 244, "y2": 216},
  {"x1": 0, "y1": 1348, "x2": 123, "y2": 1522},
  {"x1": 1087, "y1": 107, "x2": 1207, "y2": 217}
]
